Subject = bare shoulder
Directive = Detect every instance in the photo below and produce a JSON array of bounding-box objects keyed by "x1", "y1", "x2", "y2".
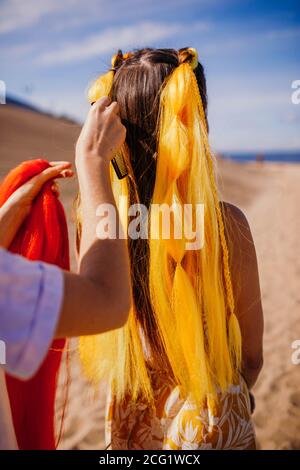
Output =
[
  {"x1": 221, "y1": 201, "x2": 249, "y2": 228},
  {"x1": 221, "y1": 202, "x2": 256, "y2": 261},
  {"x1": 221, "y1": 202, "x2": 261, "y2": 315}
]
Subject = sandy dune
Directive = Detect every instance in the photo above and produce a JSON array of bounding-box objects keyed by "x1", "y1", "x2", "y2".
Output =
[
  {"x1": 220, "y1": 159, "x2": 300, "y2": 449},
  {"x1": 0, "y1": 104, "x2": 299, "y2": 450}
]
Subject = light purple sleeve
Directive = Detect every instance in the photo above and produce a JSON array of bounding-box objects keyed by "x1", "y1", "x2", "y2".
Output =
[{"x1": 0, "y1": 248, "x2": 64, "y2": 379}]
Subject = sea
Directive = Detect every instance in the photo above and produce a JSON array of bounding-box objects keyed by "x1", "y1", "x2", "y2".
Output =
[{"x1": 221, "y1": 151, "x2": 300, "y2": 164}]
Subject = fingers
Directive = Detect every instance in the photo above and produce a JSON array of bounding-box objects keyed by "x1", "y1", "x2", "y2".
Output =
[
  {"x1": 49, "y1": 161, "x2": 72, "y2": 168},
  {"x1": 48, "y1": 162, "x2": 73, "y2": 178},
  {"x1": 93, "y1": 96, "x2": 111, "y2": 111},
  {"x1": 92, "y1": 97, "x2": 120, "y2": 115},
  {"x1": 51, "y1": 182, "x2": 60, "y2": 197},
  {"x1": 24, "y1": 162, "x2": 73, "y2": 199},
  {"x1": 40, "y1": 163, "x2": 73, "y2": 183},
  {"x1": 55, "y1": 169, "x2": 74, "y2": 179},
  {"x1": 76, "y1": 95, "x2": 125, "y2": 164},
  {"x1": 117, "y1": 122, "x2": 127, "y2": 141},
  {"x1": 105, "y1": 101, "x2": 120, "y2": 115}
]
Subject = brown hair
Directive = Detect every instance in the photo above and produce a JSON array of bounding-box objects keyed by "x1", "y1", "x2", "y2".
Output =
[
  {"x1": 109, "y1": 48, "x2": 208, "y2": 361},
  {"x1": 79, "y1": 47, "x2": 242, "y2": 404}
]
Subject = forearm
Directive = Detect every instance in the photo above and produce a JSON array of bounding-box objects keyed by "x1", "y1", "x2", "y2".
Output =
[
  {"x1": 55, "y1": 160, "x2": 130, "y2": 337},
  {"x1": 77, "y1": 159, "x2": 130, "y2": 318},
  {"x1": 55, "y1": 96, "x2": 130, "y2": 337},
  {"x1": 55, "y1": 269, "x2": 129, "y2": 337},
  {"x1": 0, "y1": 370, "x2": 18, "y2": 449},
  {"x1": 0, "y1": 200, "x2": 28, "y2": 248},
  {"x1": 78, "y1": 158, "x2": 127, "y2": 265},
  {"x1": 77, "y1": 158, "x2": 118, "y2": 267}
]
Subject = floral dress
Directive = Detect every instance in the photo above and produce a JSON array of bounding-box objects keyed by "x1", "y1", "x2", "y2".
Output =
[{"x1": 105, "y1": 367, "x2": 256, "y2": 450}]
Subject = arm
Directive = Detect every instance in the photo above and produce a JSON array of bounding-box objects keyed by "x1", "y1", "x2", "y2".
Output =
[
  {"x1": 0, "y1": 96, "x2": 131, "y2": 340},
  {"x1": 223, "y1": 202, "x2": 264, "y2": 389},
  {"x1": 0, "y1": 97, "x2": 131, "y2": 383},
  {"x1": 0, "y1": 370, "x2": 18, "y2": 449},
  {"x1": 54, "y1": 96, "x2": 131, "y2": 337}
]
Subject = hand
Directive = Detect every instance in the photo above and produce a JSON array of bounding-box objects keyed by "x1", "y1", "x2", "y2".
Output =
[
  {"x1": 75, "y1": 96, "x2": 126, "y2": 167},
  {"x1": 0, "y1": 161, "x2": 73, "y2": 248},
  {"x1": 4, "y1": 161, "x2": 72, "y2": 216}
]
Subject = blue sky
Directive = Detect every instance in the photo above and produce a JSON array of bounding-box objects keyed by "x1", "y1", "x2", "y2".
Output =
[{"x1": 0, "y1": 0, "x2": 299, "y2": 152}]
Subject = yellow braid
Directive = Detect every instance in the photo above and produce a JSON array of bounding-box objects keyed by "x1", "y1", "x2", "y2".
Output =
[
  {"x1": 190, "y1": 70, "x2": 241, "y2": 367},
  {"x1": 79, "y1": 52, "x2": 242, "y2": 407}
]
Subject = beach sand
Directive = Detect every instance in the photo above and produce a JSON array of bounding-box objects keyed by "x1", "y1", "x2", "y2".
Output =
[{"x1": 1, "y1": 104, "x2": 299, "y2": 450}]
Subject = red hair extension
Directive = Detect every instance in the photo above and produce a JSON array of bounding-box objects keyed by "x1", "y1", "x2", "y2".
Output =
[{"x1": 0, "y1": 159, "x2": 69, "y2": 450}]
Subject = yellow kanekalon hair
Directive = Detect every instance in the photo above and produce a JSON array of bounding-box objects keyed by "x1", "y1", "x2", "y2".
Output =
[
  {"x1": 88, "y1": 70, "x2": 114, "y2": 103},
  {"x1": 79, "y1": 51, "x2": 242, "y2": 407},
  {"x1": 87, "y1": 53, "x2": 120, "y2": 103}
]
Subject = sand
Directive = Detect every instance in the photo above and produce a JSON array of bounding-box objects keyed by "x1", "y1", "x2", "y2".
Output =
[
  {"x1": 220, "y1": 159, "x2": 300, "y2": 450},
  {"x1": 0, "y1": 104, "x2": 299, "y2": 450}
]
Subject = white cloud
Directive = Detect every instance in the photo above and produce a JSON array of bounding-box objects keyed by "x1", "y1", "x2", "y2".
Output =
[
  {"x1": 0, "y1": 42, "x2": 38, "y2": 58},
  {"x1": 0, "y1": 0, "x2": 69, "y2": 34},
  {"x1": 203, "y1": 26, "x2": 300, "y2": 56},
  {"x1": 0, "y1": 0, "x2": 214, "y2": 35},
  {"x1": 26, "y1": 89, "x2": 88, "y2": 122},
  {"x1": 37, "y1": 21, "x2": 209, "y2": 66}
]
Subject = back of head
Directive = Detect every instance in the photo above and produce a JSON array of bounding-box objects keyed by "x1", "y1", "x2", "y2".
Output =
[
  {"x1": 79, "y1": 47, "x2": 241, "y2": 407},
  {"x1": 110, "y1": 48, "x2": 208, "y2": 206},
  {"x1": 87, "y1": 48, "x2": 208, "y2": 207}
]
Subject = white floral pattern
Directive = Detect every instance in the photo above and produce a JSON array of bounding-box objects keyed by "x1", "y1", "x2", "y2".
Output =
[{"x1": 105, "y1": 368, "x2": 256, "y2": 450}]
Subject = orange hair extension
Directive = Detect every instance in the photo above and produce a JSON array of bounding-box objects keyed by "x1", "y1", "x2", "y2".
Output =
[{"x1": 0, "y1": 159, "x2": 69, "y2": 449}]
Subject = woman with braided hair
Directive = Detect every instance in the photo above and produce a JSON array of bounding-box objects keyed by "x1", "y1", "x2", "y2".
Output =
[{"x1": 78, "y1": 47, "x2": 263, "y2": 450}]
